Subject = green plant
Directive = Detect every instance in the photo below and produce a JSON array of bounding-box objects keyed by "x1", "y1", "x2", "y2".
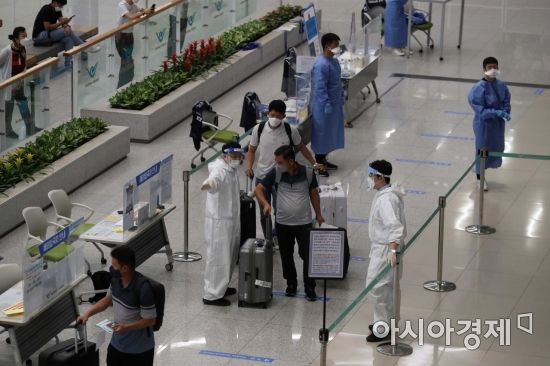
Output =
[
  {"x1": 0, "y1": 118, "x2": 108, "y2": 195},
  {"x1": 109, "y1": 5, "x2": 302, "y2": 110}
]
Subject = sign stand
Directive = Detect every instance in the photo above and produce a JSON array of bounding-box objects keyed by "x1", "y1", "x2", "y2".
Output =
[{"x1": 308, "y1": 227, "x2": 346, "y2": 366}]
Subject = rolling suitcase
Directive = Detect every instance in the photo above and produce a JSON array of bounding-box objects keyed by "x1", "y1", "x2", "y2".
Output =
[
  {"x1": 238, "y1": 220, "x2": 273, "y2": 308},
  {"x1": 39, "y1": 325, "x2": 99, "y2": 366},
  {"x1": 240, "y1": 177, "x2": 256, "y2": 246},
  {"x1": 319, "y1": 183, "x2": 348, "y2": 229}
]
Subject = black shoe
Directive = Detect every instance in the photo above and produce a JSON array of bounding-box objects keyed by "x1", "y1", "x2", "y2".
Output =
[
  {"x1": 285, "y1": 284, "x2": 297, "y2": 297},
  {"x1": 6, "y1": 131, "x2": 19, "y2": 139},
  {"x1": 318, "y1": 169, "x2": 329, "y2": 177},
  {"x1": 224, "y1": 287, "x2": 237, "y2": 297},
  {"x1": 366, "y1": 332, "x2": 390, "y2": 343},
  {"x1": 203, "y1": 298, "x2": 231, "y2": 306},
  {"x1": 369, "y1": 324, "x2": 373, "y2": 332},
  {"x1": 325, "y1": 161, "x2": 338, "y2": 170},
  {"x1": 305, "y1": 288, "x2": 317, "y2": 302}
]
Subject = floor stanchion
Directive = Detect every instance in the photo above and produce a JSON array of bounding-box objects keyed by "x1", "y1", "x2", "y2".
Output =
[
  {"x1": 424, "y1": 196, "x2": 456, "y2": 292},
  {"x1": 377, "y1": 254, "x2": 413, "y2": 357},
  {"x1": 465, "y1": 150, "x2": 496, "y2": 235},
  {"x1": 173, "y1": 170, "x2": 202, "y2": 262}
]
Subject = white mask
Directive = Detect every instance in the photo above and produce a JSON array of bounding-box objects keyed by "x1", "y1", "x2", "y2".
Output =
[
  {"x1": 228, "y1": 159, "x2": 240, "y2": 169},
  {"x1": 331, "y1": 47, "x2": 342, "y2": 55},
  {"x1": 268, "y1": 117, "x2": 282, "y2": 128},
  {"x1": 484, "y1": 69, "x2": 500, "y2": 78},
  {"x1": 54, "y1": 6, "x2": 62, "y2": 12},
  {"x1": 365, "y1": 176, "x2": 375, "y2": 191}
]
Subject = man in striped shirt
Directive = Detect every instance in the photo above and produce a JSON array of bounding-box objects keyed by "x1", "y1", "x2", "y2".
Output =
[{"x1": 78, "y1": 246, "x2": 156, "y2": 366}]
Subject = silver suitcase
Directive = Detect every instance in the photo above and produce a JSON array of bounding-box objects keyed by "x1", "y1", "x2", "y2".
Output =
[{"x1": 238, "y1": 220, "x2": 273, "y2": 308}]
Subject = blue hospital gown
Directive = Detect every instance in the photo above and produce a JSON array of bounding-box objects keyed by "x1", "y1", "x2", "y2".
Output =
[{"x1": 468, "y1": 79, "x2": 511, "y2": 174}]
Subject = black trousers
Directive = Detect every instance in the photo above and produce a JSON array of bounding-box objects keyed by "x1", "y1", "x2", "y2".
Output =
[
  {"x1": 276, "y1": 222, "x2": 315, "y2": 289},
  {"x1": 115, "y1": 32, "x2": 135, "y2": 88},
  {"x1": 107, "y1": 344, "x2": 154, "y2": 366}
]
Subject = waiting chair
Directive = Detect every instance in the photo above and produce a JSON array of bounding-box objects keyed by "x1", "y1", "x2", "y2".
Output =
[
  {"x1": 189, "y1": 100, "x2": 239, "y2": 169},
  {"x1": 409, "y1": 9, "x2": 434, "y2": 53},
  {"x1": 21, "y1": 207, "x2": 73, "y2": 263},
  {"x1": 48, "y1": 189, "x2": 106, "y2": 265}
]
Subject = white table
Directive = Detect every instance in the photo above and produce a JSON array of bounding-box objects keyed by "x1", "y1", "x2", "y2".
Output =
[
  {"x1": 80, "y1": 204, "x2": 176, "y2": 271},
  {"x1": 0, "y1": 275, "x2": 86, "y2": 365}
]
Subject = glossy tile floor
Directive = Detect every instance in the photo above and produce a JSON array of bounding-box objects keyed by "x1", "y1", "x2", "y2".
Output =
[{"x1": 1, "y1": 0, "x2": 550, "y2": 365}]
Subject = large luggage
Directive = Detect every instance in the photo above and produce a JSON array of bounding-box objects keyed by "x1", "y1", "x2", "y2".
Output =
[
  {"x1": 39, "y1": 325, "x2": 99, "y2": 366},
  {"x1": 238, "y1": 220, "x2": 273, "y2": 308},
  {"x1": 319, "y1": 183, "x2": 348, "y2": 230},
  {"x1": 240, "y1": 177, "x2": 256, "y2": 246}
]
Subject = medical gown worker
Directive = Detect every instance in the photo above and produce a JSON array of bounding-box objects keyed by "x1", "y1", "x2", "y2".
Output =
[
  {"x1": 364, "y1": 160, "x2": 407, "y2": 342},
  {"x1": 201, "y1": 142, "x2": 243, "y2": 306},
  {"x1": 384, "y1": 0, "x2": 409, "y2": 56},
  {"x1": 468, "y1": 56, "x2": 511, "y2": 191},
  {"x1": 310, "y1": 32, "x2": 344, "y2": 177}
]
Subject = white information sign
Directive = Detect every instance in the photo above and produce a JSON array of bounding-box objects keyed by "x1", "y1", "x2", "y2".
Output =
[{"x1": 308, "y1": 229, "x2": 345, "y2": 279}]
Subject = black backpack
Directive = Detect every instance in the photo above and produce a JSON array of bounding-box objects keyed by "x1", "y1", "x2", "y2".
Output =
[
  {"x1": 240, "y1": 92, "x2": 262, "y2": 132},
  {"x1": 135, "y1": 274, "x2": 165, "y2": 332},
  {"x1": 257, "y1": 121, "x2": 294, "y2": 149}
]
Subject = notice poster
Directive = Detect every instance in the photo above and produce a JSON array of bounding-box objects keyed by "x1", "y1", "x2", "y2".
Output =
[
  {"x1": 302, "y1": 4, "x2": 321, "y2": 56},
  {"x1": 160, "y1": 154, "x2": 173, "y2": 204},
  {"x1": 22, "y1": 258, "x2": 44, "y2": 315},
  {"x1": 308, "y1": 229, "x2": 345, "y2": 279}
]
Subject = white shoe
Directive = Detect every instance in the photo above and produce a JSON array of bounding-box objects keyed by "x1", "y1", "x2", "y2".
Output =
[
  {"x1": 392, "y1": 48, "x2": 405, "y2": 56},
  {"x1": 479, "y1": 180, "x2": 489, "y2": 191},
  {"x1": 404, "y1": 48, "x2": 414, "y2": 55}
]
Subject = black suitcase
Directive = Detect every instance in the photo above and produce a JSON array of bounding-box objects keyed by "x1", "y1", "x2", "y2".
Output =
[
  {"x1": 39, "y1": 325, "x2": 99, "y2": 366},
  {"x1": 238, "y1": 220, "x2": 273, "y2": 308},
  {"x1": 240, "y1": 177, "x2": 256, "y2": 246}
]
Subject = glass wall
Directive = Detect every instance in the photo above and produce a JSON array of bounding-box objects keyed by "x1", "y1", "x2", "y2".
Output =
[{"x1": 0, "y1": 58, "x2": 59, "y2": 153}]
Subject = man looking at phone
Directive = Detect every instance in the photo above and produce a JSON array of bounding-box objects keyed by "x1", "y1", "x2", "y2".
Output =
[{"x1": 32, "y1": 0, "x2": 84, "y2": 67}]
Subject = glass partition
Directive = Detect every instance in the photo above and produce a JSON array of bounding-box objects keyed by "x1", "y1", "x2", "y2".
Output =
[
  {"x1": 0, "y1": 58, "x2": 60, "y2": 153},
  {"x1": 66, "y1": 0, "x2": 184, "y2": 116}
]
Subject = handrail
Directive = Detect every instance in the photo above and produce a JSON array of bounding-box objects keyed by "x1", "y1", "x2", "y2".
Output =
[
  {"x1": 63, "y1": 0, "x2": 184, "y2": 57},
  {"x1": 0, "y1": 57, "x2": 59, "y2": 90}
]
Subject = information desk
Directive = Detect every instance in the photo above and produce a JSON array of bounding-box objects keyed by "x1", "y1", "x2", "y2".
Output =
[
  {"x1": 341, "y1": 54, "x2": 380, "y2": 125},
  {"x1": 80, "y1": 204, "x2": 176, "y2": 271},
  {"x1": 0, "y1": 275, "x2": 86, "y2": 365}
]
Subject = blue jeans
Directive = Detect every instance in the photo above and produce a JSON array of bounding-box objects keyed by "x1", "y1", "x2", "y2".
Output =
[
  {"x1": 255, "y1": 178, "x2": 277, "y2": 238},
  {"x1": 36, "y1": 29, "x2": 84, "y2": 65}
]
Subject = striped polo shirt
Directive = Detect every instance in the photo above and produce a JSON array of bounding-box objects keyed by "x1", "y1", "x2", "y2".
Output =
[{"x1": 107, "y1": 272, "x2": 156, "y2": 354}]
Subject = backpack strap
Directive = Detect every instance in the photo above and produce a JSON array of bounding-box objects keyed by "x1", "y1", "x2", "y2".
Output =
[{"x1": 257, "y1": 121, "x2": 294, "y2": 148}]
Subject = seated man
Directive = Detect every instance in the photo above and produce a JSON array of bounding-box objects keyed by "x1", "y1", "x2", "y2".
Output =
[{"x1": 32, "y1": 0, "x2": 84, "y2": 67}]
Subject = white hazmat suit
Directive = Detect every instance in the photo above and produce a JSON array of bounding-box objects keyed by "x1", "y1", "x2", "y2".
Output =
[
  {"x1": 366, "y1": 184, "x2": 407, "y2": 326},
  {"x1": 202, "y1": 158, "x2": 241, "y2": 301}
]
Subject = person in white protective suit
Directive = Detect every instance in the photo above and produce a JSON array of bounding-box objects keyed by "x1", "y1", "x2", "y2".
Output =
[
  {"x1": 364, "y1": 159, "x2": 407, "y2": 342},
  {"x1": 201, "y1": 142, "x2": 243, "y2": 306}
]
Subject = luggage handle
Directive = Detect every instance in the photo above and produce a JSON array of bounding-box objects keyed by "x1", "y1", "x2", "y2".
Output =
[
  {"x1": 74, "y1": 322, "x2": 88, "y2": 353},
  {"x1": 265, "y1": 218, "x2": 273, "y2": 248},
  {"x1": 245, "y1": 176, "x2": 254, "y2": 196}
]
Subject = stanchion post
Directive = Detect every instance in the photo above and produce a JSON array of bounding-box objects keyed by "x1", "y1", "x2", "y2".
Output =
[
  {"x1": 465, "y1": 150, "x2": 496, "y2": 235},
  {"x1": 457, "y1": 0, "x2": 465, "y2": 48},
  {"x1": 173, "y1": 170, "x2": 202, "y2": 262},
  {"x1": 423, "y1": 196, "x2": 456, "y2": 292},
  {"x1": 319, "y1": 279, "x2": 329, "y2": 366},
  {"x1": 377, "y1": 254, "x2": 413, "y2": 356}
]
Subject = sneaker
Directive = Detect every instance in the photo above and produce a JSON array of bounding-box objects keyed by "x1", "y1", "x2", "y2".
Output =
[
  {"x1": 325, "y1": 161, "x2": 338, "y2": 170},
  {"x1": 6, "y1": 131, "x2": 19, "y2": 139},
  {"x1": 224, "y1": 287, "x2": 237, "y2": 297},
  {"x1": 402, "y1": 48, "x2": 414, "y2": 55},
  {"x1": 285, "y1": 284, "x2": 297, "y2": 297},
  {"x1": 203, "y1": 298, "x2": 231, "y2": 306},
  {"x1": 366, "y1": 332, "x2": 390, "y2": 343},
  {"x1": 318, "y1": 169, "x2": 329, "y2": 177},
  {"x1": 392, "y1": 48, "x2": 405, "y2": 56},
  {"x1": 479, "y1": 180, "x2": 489, "y2": 192},
  {"x1": 305, "y1": 287, "x2": 317, "y2": 302}
]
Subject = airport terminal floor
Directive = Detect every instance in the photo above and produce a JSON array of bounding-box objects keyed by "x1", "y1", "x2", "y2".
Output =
[{"x1": 1, "y1": 0, "x2": 550, "y2": 365}]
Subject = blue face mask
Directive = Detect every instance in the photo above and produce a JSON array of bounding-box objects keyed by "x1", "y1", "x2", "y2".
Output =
[{"x1": 109, "y1": 265, "x2": 121, "y2": 279}]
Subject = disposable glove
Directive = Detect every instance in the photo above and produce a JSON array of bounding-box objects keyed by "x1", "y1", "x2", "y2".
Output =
[
  {"x1": 386, "y1": 251, "x2": 397, "y2": 267},
  {"x1": 324, "y1": 104, "x2": 333, "y2": 114},
  {"x1": 201, "y1": 178, "x2": 217, "y2": 192},
  {"x1": 503, "y1": 112, "x2": 511, "y2": 121}
]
